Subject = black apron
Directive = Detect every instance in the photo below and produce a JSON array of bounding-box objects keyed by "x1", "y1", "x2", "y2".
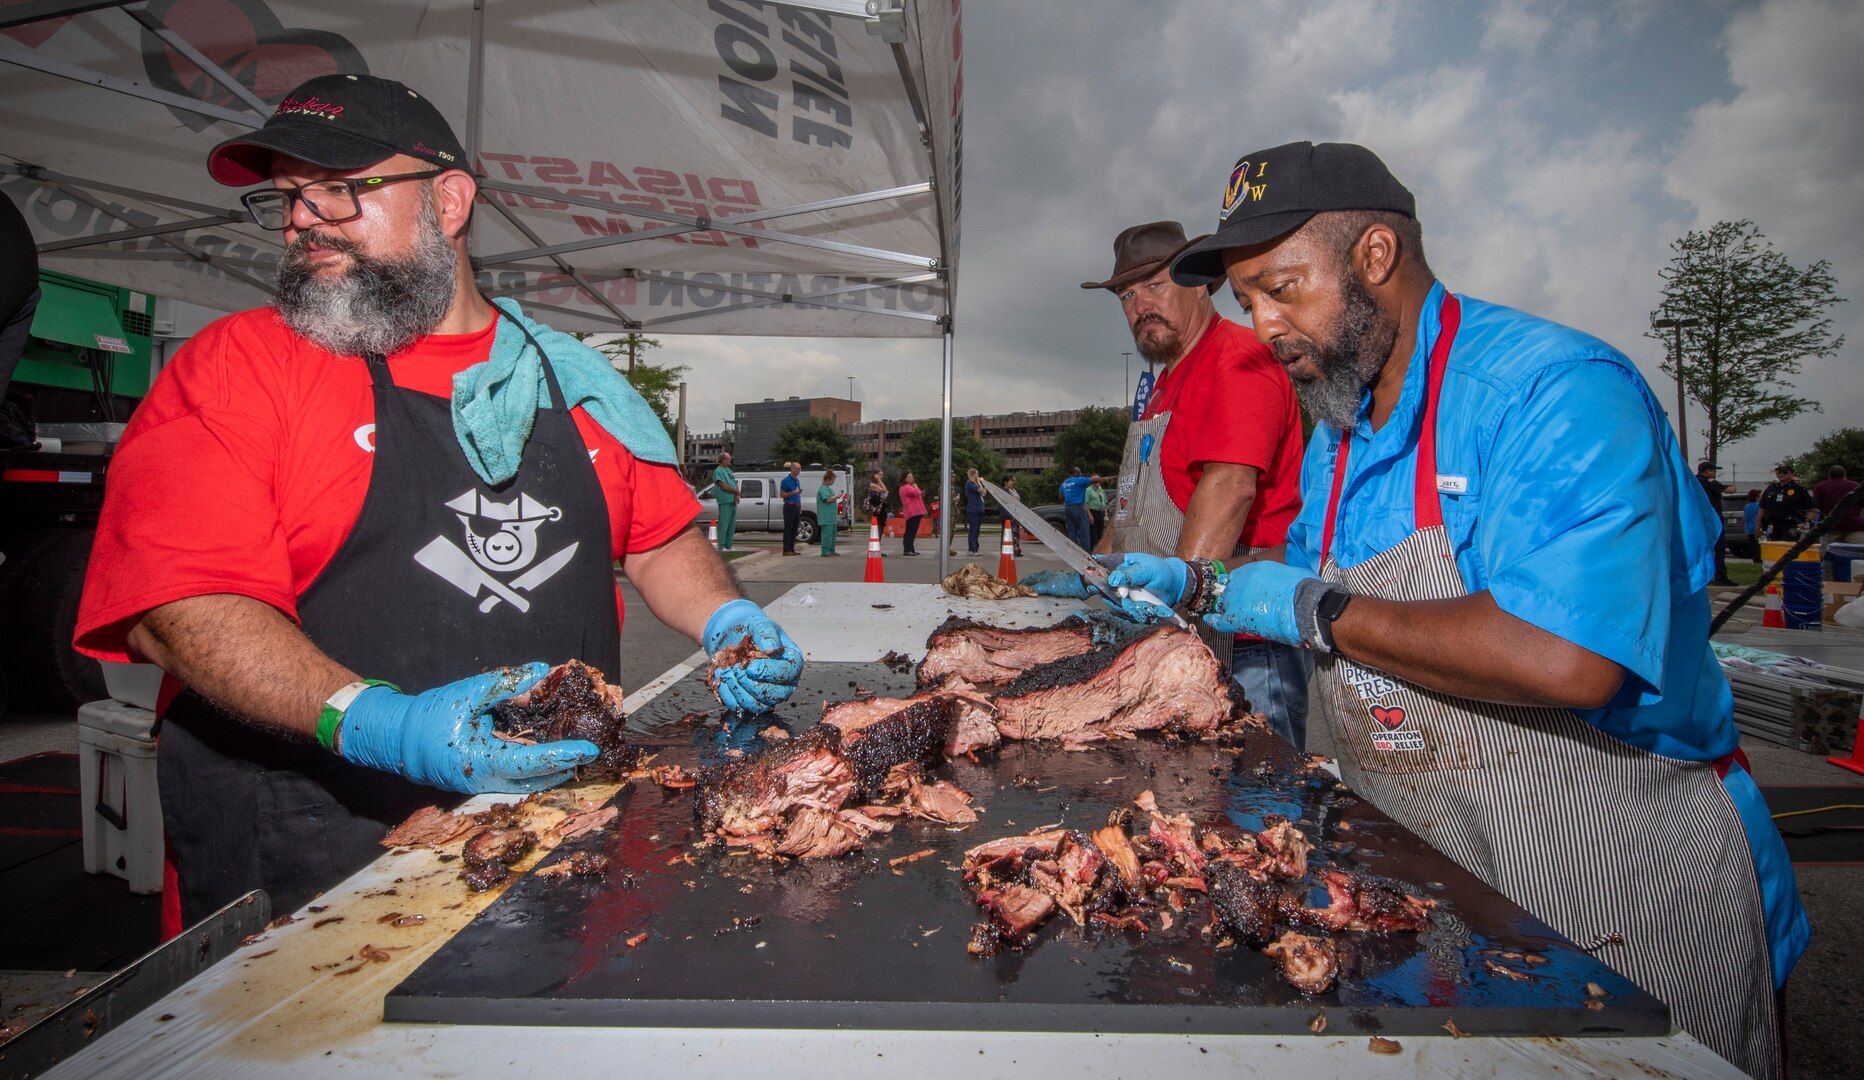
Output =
[{"x1": 159, "y1": 330, "x2": 620, "y2": 924}]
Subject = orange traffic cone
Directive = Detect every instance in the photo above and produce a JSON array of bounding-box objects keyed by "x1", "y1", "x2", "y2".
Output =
[
  {"x1": 707, "y1": 519, "x2": 719, "y2": 550},
  {"x1": 863, "y1": 521, "x2": 885, "y2": 583},
  {"x1": 1830, "y1": 715, "x2": 1864, "y2": 777},
  {"x1": 1762, "y1": 583, "x2": 1785, "y2": 628},
  {"x1": 997, "y1": 520, "x2": 1018, "y2": 585}
]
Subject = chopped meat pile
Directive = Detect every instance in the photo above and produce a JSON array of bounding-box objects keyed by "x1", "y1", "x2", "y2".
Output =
[
  {"x1": 695, "y1": 699, "x2": 981, "y2": 860},
  {"x1": 535, "y1": 851, "x2": 610, "y2": 880},
  {"x1": 1263, "y1": 930, "x2": 1340, "y2": 994},
  {"x1": 958, "y1": 790, "x2": 1435, "y2": 995},
  {"x1": 460, "y1": 824, "x2": 537, "y2": 890},
  {"x1": 491, "y1": 659, "x2": 635, "y2": 768}
]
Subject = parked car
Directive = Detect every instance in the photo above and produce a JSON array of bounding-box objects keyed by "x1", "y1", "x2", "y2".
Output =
[{"x1": 693, "y1": 466, "x2": 854, "y2": 545}]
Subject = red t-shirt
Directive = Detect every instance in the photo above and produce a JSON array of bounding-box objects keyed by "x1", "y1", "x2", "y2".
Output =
[
  {"x1": 75, "y1": 308, "x2": 699, "y2": 663},
  {"x1": 1141, "y1": 315, "x2": 1304, "y2": 550}
]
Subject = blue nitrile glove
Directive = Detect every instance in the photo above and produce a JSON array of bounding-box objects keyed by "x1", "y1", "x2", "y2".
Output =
[
  {"x1": 1105, "y1": 554, "x2": 1191, "y2": 623},
  {"x1": 337, "y1": 664, "x2": 599, "y2": 795},
  {"x1": 1023, "y1": 569, "x2": 1095, "y2": 598},
  {"x1": 1204, "y1": 562, "x2": 1319, "y2": 644},
  {"x1": 703, "y1": 599, "x2": 804, "y2": 712}
]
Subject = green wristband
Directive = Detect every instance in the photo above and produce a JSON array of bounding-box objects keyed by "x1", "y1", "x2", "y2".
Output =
[{"x1": 316, "y1": 679, "x2": 398, "y2": 753}]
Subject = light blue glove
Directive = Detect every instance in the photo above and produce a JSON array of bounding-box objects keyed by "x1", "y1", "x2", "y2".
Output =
[
  {"x1": 1105, "y1": 554, "x2": 1191, "y2": 623},
  {"x1": 1022, "y1": 569, "x2": 1095, "y2": 598},
  {"x1": 337, "y1": 664, "x2": 599, "y2": 795},
  {"x1": 703, "y1": 599, "x2": 804, "y2": 712},
  {"x1": 1205, "y1": 562, "x2": 1318, "y2": 644}
]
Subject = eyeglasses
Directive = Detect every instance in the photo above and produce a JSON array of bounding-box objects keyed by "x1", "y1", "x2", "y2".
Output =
[{"x1": 240, "y1": 169, "x2": 445, "y2": 230}]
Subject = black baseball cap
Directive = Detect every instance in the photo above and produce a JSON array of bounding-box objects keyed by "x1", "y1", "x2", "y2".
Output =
[
  {"x1": 208, "y1": 74, "x2": 466, "y2": 187},
  {"x1": 1170, "y1": 141, "x2": 1416, "y2": 286}
]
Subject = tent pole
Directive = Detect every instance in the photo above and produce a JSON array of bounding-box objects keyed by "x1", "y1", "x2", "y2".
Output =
[
  {"x1": 938, "y1": 327, "x2": 953, "y2": 579},
  {"x1": 466, "y1": 0, "x2": 486, "y2": 162}
]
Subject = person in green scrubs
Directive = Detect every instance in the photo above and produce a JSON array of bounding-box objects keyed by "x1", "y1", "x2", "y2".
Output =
[
  {"x1": 1085, "y1": 476, "x2": 1108, "y2": 549},
  {"x1": 711, "y1": 452, "x2": 738, "y2": 550},
  {"x1": 817, "y1": 469, "x2": 840, "y2": 555}
]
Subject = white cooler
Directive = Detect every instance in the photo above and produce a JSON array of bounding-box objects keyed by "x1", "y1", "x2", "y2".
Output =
[{"x1": 77, "y1": 698, "x2": 164, "y2": 894}]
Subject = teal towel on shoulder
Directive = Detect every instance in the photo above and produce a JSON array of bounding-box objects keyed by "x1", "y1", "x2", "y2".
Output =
[{"x1": 452, "y1": 298, "x2": 678, "y2": 485}]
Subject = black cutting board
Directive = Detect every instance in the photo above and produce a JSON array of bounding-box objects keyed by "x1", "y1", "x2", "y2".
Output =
[{"x1": 386, "y1": 664, "x2": 1667, "y2": 1037}]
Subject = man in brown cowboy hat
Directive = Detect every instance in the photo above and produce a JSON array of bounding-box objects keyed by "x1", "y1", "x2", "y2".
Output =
[{"x1": 1029, "y1": 220, "x2": 1311, "y2": 748}]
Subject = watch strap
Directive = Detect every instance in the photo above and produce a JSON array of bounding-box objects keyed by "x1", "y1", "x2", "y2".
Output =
[{"x1": 316, "y1": 679, "x2": 398, "y2": 753}]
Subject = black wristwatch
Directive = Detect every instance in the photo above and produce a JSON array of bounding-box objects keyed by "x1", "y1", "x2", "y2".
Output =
[{"x1": 1312, "y1": 586, "x2": 1353, "y2": 655}]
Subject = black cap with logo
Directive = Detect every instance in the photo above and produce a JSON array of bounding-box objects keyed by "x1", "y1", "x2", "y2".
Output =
[
  {"x1": 1170, "y1": 141, "x2": 1416, "y2": 286},
  {"x1": 208, "y1": 73, "x2": 467, "y2": 187}
]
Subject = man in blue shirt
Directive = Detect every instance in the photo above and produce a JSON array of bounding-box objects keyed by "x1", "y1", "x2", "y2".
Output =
[
  {"x1": 1057, "y1": 467, "x2": 1096, "y2": 551},
  {"x1": 778, "y1": 461, "x2": 803, "y2": 556},
  {"x1": 1112, "y1": 141, "x2": 1803, "y2": 1079}
]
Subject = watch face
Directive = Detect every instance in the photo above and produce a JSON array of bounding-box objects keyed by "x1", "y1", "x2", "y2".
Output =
[{"x1": 1319, "y1": 588, "x2": 1352, "y2": 621}]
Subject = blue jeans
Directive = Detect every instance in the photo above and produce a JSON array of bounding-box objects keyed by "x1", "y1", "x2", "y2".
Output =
[
  {"x1": 1231, "y1": 640, "x2": 1311, "y2": 750},
  {"x1": 1063, "y1": 504, "x2": 1091, "y2": 551},
  {"x1": 966, "y1": 509, "x2": 984, "y2": 553}
]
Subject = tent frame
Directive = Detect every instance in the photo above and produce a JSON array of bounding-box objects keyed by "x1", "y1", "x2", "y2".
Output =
[{"x1": 2, "y1": 0, "x2": 962, "y2": 574}]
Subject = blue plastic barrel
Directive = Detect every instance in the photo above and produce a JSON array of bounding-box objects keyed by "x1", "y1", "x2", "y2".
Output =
[{"x1": 1782, "y1": 560, "x2": 1824, "y2": 630}]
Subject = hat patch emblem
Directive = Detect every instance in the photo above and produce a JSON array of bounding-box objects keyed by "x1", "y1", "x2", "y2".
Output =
[
  {"x1": 1220, "y1": 158, "x2": 1269, "y2": 221},
  {"x1": 275, "y1": 93, "x2": 344, "y2": 120}
]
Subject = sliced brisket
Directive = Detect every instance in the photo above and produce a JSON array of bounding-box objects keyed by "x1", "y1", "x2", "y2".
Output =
[
  {"x1": 990, "y1": 626, "x2": 1245, "y2": 745},
  {"x1": 917, "y1": 616, "x2": 1097, "y2": 688}
]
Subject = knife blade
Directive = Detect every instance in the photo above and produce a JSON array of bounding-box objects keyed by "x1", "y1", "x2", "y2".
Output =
[{"x1": 979, "y1": 479, "x2": 1189, "y2": 629}]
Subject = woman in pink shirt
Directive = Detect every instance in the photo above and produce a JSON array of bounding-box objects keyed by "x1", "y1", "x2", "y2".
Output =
[{"x1": 897, "y1": 471, "x2": 928, "y2": 556}]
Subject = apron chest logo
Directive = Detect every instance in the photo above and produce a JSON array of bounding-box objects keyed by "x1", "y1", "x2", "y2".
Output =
[
  {"x1": 412, "y1": 490, "x2": 580, "y2": 614},
  {"x1": 1366, "y1": 703, "x2": 1426, "y2": 751}
]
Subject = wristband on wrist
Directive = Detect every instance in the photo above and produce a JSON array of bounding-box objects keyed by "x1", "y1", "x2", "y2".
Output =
[
  {"x1": 316, "y1": 679, "x2": 398, "y2": 753},
  {"x1": 1292, "y1": 579, "x2": 1351, "y2": 654}
]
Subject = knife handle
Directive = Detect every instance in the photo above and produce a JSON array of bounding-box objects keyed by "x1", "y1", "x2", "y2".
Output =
[{"x1": 1118, "y1": 586, "x2": 1192, "y2": 629}]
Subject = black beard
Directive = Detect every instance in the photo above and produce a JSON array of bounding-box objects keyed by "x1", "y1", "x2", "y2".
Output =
[
  {"x1": 1283, "y1": 275, "x2": 1398, "y2": 430},
  {"x1": 274, "y1": 203, "x2": 457, "y2": 357},
  {"x1": 1131, "y1": 314, "x2": 1181, "y2": 364}
]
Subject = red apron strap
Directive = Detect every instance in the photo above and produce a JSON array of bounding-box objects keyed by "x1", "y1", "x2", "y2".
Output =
[{"x1": 1320, "y1": 292, "x2": 1462, "y2": 563}]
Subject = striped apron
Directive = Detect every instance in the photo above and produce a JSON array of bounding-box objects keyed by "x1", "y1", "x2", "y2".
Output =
[{"x1": 1314, "y1": 295, "x2": 1779, "y2": 1079}]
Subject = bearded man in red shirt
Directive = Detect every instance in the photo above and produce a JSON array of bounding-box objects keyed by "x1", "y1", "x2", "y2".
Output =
[
  {"x1": 1032, "y1": 221, "x2": 1310, "y2": 748},
  {"x1": 74, "y1": 74, "x2": 802, "y2": 934}
]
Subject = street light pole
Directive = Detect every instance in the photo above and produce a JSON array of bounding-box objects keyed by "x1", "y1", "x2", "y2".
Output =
[
  {"x1": 1653, "y1": 315, "x2": 1701, "y2": 462},
  {"x1": 1122, "y1": 351, "x2": 1132, "y2": 408},
  {"x1": 847, "y1": 375, "x2": 855, "y2": 401}
]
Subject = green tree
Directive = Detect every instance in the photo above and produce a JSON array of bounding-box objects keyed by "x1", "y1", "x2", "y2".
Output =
[
  {"x1": 771, "y1": 416, "x2": 859, "y2": 470},
  {"x1": 1051, "y1": 406, "x2": 1129, "y2": 477},
  {"x1": 893, "y1": 420, "x2": 1007, "y2": 498},
  {"x1": 1786, "y1": 427, "x2": 1864, "y2": 482},
  {"x1": 573, "y1": 331, "x2": 687, "y2": 434},
  {"x1": 1648, "y1": 219, "x2": 1846, "y2": 468}
]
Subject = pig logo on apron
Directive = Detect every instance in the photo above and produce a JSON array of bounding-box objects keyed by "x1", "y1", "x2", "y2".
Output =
[{"x1": 411, "y1": 490, "x2": 581, "y2": 614}]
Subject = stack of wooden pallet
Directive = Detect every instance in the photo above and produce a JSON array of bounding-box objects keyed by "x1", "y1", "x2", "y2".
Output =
[{"x1": 1723, "y1": 660, "x2": 1863, "y2": 754}]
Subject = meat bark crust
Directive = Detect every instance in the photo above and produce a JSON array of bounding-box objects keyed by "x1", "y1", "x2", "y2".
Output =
[
  {"x1": 491, "y1": 659, "x2": 634, "y2": 768},
  {"x1": 917, "y1": 616, "x2": 1097, "y2": 687},
  {"x1": 819, "y1": 694, "x2": 958, "y2": 797},
  {"x1": 989, "y1": 626, "x2": 1247, "y2": 745}
]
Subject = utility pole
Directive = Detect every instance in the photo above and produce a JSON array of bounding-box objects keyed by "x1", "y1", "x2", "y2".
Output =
[
  {"x1": 675, "y1": 381, "x2": 687, "y2": 472},
  {"x1": 1653, "y1": 314, "x2": 1700, "y2": 462},
  {"x1": 1122, "y1": 351, "x2": 1132, "y2": 408}
]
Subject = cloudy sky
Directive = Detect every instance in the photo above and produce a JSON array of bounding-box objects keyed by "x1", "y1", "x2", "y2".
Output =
[{"x1": 651, "y1": 0, "x2": 1862, "y2": 487}]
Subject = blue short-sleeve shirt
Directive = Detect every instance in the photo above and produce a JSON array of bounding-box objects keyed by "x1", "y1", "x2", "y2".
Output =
[
  {"x1": 1284, "y1": 282, "x2": 1806, "y2": 985},
  {"x1": 1059, "y1": 476, "x2": 1091, "y2": 505}
]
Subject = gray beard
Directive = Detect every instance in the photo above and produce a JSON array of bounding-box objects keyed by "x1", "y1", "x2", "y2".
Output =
[
  {"x1": 274, "y1": 204, "x2": 457, "y2": 357},
  {"x1": 1132, "y1": 315, "x2": 1182, "y2": 365},
  {"x1": 1285, "y1": 276, "x2": 1397, "y2": 431}
]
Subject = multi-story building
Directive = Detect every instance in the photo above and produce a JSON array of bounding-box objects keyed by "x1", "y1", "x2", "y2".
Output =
[
  {"x1": 844, "y1": 408, "x2": 1086, "y2": 473},
  {"x1": 732, "y1": 396, "x2": 861, "y2": 466}
]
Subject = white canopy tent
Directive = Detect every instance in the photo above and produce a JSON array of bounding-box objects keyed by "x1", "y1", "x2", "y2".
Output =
[{"x1": 1, "y1": 0, "x2": 966, "y2": 568}]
